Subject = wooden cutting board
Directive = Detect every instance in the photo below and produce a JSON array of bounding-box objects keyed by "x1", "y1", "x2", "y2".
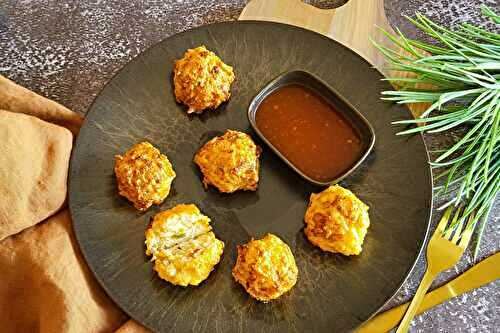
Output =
[{"x1": 239, "y1": 0, "x2": 426, "y2": 117}]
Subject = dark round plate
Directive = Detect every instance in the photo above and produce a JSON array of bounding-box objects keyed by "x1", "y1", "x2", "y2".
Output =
[{"x1": 69, "y1": 21, "x2": 432, "y2": 333}]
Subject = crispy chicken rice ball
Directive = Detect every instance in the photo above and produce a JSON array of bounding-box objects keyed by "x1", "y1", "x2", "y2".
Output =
[
  {"x1": 173, "y1": 45, "x2": 235, "y2": 114},
  {"x1": 145, "y1": 204, "x2": 224, "y2": 287},
  {"x1": 304, "y1": 185, "x2": 370, "y2": 256},
  {"x1": 194, "y1": 130, "x2": 261, "y2": 193},
  {"x1": 232, "y1": 234, "x2": 298, "y2": 302},
  {"x1": 115, "y1": 142, "x2": 176, "y2": 211}
]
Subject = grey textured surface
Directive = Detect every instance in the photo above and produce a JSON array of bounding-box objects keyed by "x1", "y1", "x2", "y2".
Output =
[{"x1": 0, "y1": 1, "x2": 498, "y2": 332}]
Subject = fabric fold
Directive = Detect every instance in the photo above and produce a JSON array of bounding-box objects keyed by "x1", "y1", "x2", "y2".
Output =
[
  {"x1": 115, "y1": 320, "x2": 151, "y2": 333},
  {"x1": 0, "y1": 110, "x2": 73, "y2": 241},
  {"x1": 0, "y1": 209, "x2": 127, "y2": 332},
  {"x1": 0, "y1": 75, "x2": 83, "y2": 135},
  {"x1": 0, "y1": 73, "x2": 146, "y2": 332}
]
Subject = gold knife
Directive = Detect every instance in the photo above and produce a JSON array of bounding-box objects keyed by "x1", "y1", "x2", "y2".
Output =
[{"x1": 356, "y1": 252, "x2": 500, "y2": 333}]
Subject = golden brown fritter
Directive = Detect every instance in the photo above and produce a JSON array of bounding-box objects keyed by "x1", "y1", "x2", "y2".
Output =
[
  {"x1": 194, "y1": 130, "x2": 261, "y2": 193},
  {"x1": 114, "y1": 142, "x2": 176, "y2": 211},
  {"x1": 153, "y1": 232, "x2": 224, "y2": 287},
  {"x1": 304, "y1": 185, "x2": 370, "y2": 256},
  {"x1": 232, "y1": 234, "x2": 298, "y2": 302},
  {"x1": 145, "y1": 204, "x2": 224, "y2": 287},
  {"x1": 173, "y1": 45, "x2": 235, "y2": 114},
  {"x1": 145, "y1": 204, "x2": 211, "y2": 255}
]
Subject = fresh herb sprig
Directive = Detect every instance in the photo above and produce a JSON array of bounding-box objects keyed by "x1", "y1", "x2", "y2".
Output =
[{"x1": 373, "y1": 6, "x2": 499, "y2": 258}]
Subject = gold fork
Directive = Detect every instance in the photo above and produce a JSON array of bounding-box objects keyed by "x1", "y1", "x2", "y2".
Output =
[{"x1": 396, "y1": 207, "x2": 475, "y2": 333}]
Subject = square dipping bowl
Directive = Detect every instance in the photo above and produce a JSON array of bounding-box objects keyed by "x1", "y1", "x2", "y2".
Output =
[{"x1": 248, "y1": 70, "x2": 375, "y2": 186}]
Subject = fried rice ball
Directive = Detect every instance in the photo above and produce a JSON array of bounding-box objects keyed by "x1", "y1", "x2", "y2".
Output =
[
  {"x1": 145, "y1": 204, "x2": 224, "y2": 287},
  {"x1": 115, "y1": 142, "x2": 176, "y2": 211},
  {"x1": 145, "y1": 204, "x2": 211, "y2": 255},
  {"x1": 232, "y1": 234, "x2": 298, "y2": 302},
  {"x1": 304, "y1": 185, "x2": 370, "y2": 256},
  {"x1": 194, "y1": 130, "x2": 261, "y2": 193},
  {"x1": 173, "y1": 45, "x2": 235, "y2": 114},
  {"x1": 153, "y1": 232, "x2": 224, "y2": 287}
]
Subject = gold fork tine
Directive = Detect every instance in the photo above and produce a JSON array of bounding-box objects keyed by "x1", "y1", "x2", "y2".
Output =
[
  {"x1": 459, "y1": 212, "x2": 475, "y2": 249},
  {"x1": 437, "y1": 206, "x2": 453, "y2": 234},
  {"x1": 444, "y1": 206, "x2": 462, "y2": 240},
  {"x1": 451, "y1": 215, "x2": 465, "y2": 244}
]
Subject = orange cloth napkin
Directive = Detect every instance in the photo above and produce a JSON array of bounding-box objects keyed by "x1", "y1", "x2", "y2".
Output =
[{"x1": 0, "y1": 75, "x2": 150, "y2": 332}]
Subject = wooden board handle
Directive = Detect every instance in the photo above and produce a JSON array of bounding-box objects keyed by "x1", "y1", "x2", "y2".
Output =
[
  {"x1": 240, "y1": 0, "x2": 336, "y2": 36},
  {"x1": 239, "y1": 0, "x2": 395, "y2": 71}
]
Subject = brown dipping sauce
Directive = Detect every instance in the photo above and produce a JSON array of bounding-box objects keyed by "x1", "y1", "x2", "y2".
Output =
[{"x1": 255, "y1": 84, "x2": 362, "y2": 182}]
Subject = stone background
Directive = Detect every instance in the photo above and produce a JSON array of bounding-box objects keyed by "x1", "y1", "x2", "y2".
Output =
[{"x1": 0, "y1": 0, "x2": 498, "y2": 332}]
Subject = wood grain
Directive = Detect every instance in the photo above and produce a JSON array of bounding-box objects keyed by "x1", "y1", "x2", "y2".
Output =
[{"x1": 239, "y1": 0, "x2": 428, "y2": 117}]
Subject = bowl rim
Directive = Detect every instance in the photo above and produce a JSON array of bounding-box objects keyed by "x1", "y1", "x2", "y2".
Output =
[{"x1": 247, "y1": 69, "x2": 376, "y2": 186}]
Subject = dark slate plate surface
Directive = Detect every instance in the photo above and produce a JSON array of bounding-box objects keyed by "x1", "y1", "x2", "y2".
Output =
[{"x1": 69, "y1": 21, "x2": 432, "y2": 333}]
